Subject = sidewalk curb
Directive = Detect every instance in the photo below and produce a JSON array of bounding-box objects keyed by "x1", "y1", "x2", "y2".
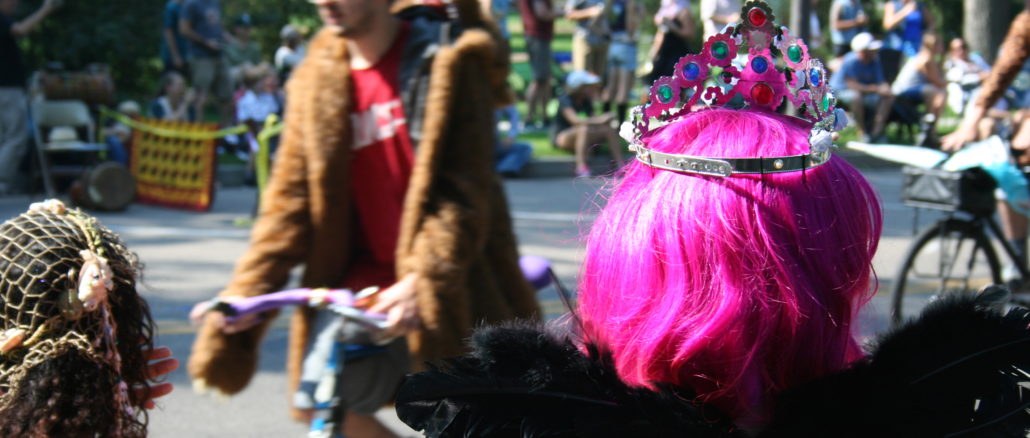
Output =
[
  {"x1": 215, "y1": 149, "x2": 896, "y2": 185},
  {"x1": 523, "y1": 156, "x2": 625, "y2": 178},
  {"x1": 835, "y1": 148, "x2": 903, "y2": 170}
]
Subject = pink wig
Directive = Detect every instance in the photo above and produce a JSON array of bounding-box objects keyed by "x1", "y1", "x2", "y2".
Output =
[{"x1": 577, "y1": 108, "x2": 882, "y2": 425}]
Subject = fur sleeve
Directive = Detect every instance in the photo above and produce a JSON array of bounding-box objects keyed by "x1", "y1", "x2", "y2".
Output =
[
  {"x1": 187, "y1": 70, "x2": 314, "y2": 396},
  {"x1": 977, "y1": 11, "x2": 1030, "y2": 109},
  {"x1": 396, "y1": 30, "x2": 501, "y2": 349}
]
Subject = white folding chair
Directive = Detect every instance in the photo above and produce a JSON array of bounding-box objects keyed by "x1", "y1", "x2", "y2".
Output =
[{"x1": 31, "y1": 100, "x2": 105, "y2": 197}]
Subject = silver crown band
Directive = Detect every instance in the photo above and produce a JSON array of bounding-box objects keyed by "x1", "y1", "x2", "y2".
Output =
[{"x1": 628, "y1": 142, "x2": 831, "y2": 177}]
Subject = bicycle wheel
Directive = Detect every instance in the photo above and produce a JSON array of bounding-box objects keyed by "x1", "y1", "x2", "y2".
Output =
[{"x1": 889, "y1": 218, "x2": 1002, "y2": 327}]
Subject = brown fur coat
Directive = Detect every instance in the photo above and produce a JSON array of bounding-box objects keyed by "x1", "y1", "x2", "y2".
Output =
[
  {"x1": 187, "y1": 11, "x2": 539, "y2": 417},
  {"x1": 977, "y1": 11, "x2": 1030, "y2": 109}
]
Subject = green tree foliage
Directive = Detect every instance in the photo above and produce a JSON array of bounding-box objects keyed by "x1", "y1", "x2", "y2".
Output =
[
  {"x1": 18, "y1": 0, "x2": 164, "y2": 98},
  {"x1": 223, "y1": 0, "x2": 320, "y2": 61},
  {"x1": 15, "y1": 0, "x2": 319, "y2": 100}
]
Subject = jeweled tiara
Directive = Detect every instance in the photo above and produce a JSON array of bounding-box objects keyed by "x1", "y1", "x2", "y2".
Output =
[{"x1": 624, "y1": 0, "x2": 847, "y2": 177}]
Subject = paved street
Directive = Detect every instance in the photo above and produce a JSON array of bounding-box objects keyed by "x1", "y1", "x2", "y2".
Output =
[{"x1": 0, "y1": 161, "x2": 952, "y2": 436}]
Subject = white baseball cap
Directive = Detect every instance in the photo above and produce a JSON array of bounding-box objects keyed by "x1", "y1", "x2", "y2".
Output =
[
  {"x1": 566, "y1": 70, "x2": 601, "y2": 90},
  {"x1": 850, "y1": 32, "x2": 883, "y2": 52}
]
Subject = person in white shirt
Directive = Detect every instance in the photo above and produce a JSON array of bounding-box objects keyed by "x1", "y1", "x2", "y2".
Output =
[
  {"x1": 700, "y1": 0, "x2": 739, "y2": 39},
  {"x1": 274, "y1": 24, "x2": 307, "y2": 82},
  {"x1": 236, "y1": 63, "x2": 283, "y2": 162}
]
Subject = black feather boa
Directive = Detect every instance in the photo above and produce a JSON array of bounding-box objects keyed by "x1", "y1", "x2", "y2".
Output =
[{"x1": 397, "y1": 296, "x2": 1030, "y2": 437}]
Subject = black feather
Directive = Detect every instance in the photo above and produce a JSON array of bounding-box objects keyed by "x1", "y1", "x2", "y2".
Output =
[
  {"x1": 399, "y1": 295, "x2": 1030, "y2": 437},
  {"x1": 761, "y1": 295, "x2": 1030, "y2": 437},
  {"x1": 396, "y1": 321, "x2": 743, "y2": 438}
]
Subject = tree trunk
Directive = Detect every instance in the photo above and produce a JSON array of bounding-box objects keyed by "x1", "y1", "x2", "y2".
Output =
[
  {"x1": 964, "y1": 0, "x2": 1010, "y2": 64},
  {"x1": 790, "y1": 0, "x2": 812, "y2": 43}
]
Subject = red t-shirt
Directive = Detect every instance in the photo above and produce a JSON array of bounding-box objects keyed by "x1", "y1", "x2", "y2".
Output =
[
  {"x1": 518, "y1": 0, "x2": 555, "y2": 40},
  {"x1": 344, "y1": 23, "x2": 414, "y2": 291}
]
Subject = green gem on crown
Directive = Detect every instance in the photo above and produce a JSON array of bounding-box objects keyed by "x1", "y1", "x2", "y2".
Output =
[
  {"x1": 787, "y1": 45, "x2": 803, "y2": 63},
  {"x1": 821, "y1": 94, "x2": 830, "y2": 112},
  {"x1": 712, "y1": 42, "x2": 729, "y2": 59},
  {"x1": 658, "y1": 85, "x2": 675, "y2": 103}
]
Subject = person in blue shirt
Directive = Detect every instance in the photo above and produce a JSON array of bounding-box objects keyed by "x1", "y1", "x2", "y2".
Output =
[
  {"x1": 160, "y1": 0, "x2": 190, "y2": 73},
  {"x1": 831, "y1": 32, "x2": 894, "y2": 142},
  {"x1": 829, "y1": 0, "x2": 867, "y2": 57},
  {"x1": 883, "y1": 0, "x2": 934, "y2": 58}
]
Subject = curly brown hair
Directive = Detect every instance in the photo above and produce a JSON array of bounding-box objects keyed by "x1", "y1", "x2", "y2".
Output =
[{"x1": 0, "y1": 208, "x2": 155, "y2": 437}]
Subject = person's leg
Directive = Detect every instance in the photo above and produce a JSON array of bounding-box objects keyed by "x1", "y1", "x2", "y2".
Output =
[
  {"x1": 841, "y1": 91, "x2": 866, "y2": 138},
  {"x1": 526, "y1": 79, "x2": 540, "y2": 124},
  {"x1": 0, "y1": 88, "x2": 29, "y2": 192},
  {"x1": 334, "y1": 336, "x2": 409, "y2": 437},
  {"x1": 597, "y1": 124, "x2": 626, "y2": 168},
  {"x1": 585, "y1": 125, "x2": 625, "y2": 168},
  {"x1": 496, "y1": 141, "x2": 533, "y2": 176},
  {"x1": 525, "y1": 37, "x2": 542, "y2": 124},
  {"x1": 924, "y1": 85, "x2": 946, "y2": 121},
  {"x1": 977, "y1": 117, "x2": 998, "y2": 140},
  {"x1": 572, "y1": 34, "x2": 589, "y2": 72},
  {"x1": 213, "y1": 56, "x2": 235, "y2": 126},
  {"x1": 871, "y1": 92, "x2": 894, "y2": 138},
  {"x1": 191, "y1": 57, "x2": 217, "y2": 122},
  {"x1": 613, "y1": 42, "x2": 636, "y2": 124},
  {"x1": 615, "y1": 69, "x2": 633, "y2": 124},
  {"x1": 539, "y1": 40, "x2": 554, "y2": 125},
  {"x1": 573, "y1": 124, "x2": 591, "y2": 174}
]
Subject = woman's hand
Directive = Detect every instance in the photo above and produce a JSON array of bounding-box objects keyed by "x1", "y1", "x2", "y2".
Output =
[
  {"x1": 367, "y1": 273, "x2": 421, "y2": 337},
  {"x1": 137, "y1": 346, "x2": 179, "y2": 409},
  {"x1": 189, "y1": 297, "x2": 265, "y2": 334},
  {"x1": 942, "y1": 104, "x2": 987, "y2": 151}
]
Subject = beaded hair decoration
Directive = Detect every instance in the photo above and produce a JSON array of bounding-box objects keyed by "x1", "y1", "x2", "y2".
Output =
[
  {"x1": 0, "y1": 200, "x2": 139, "y2": 433},
  {"x1": 625, "y1": 0, "x2": 848, "y2": 177}
]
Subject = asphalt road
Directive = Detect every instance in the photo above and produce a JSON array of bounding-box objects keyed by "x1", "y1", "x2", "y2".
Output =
[{"x1": 0, "y1": 162, "x2": 955, "y2": 437}]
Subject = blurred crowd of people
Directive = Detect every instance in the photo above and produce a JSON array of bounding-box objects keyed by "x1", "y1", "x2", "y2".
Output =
[
  {"x1": 157, "y1": 0, "x2": 299, "y2": 165},
  {"x1": 510, "y1": 0, "x2": 1028, "y2": 174}
]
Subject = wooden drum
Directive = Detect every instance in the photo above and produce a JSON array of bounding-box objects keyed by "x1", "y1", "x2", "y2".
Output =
[{"x1": 70, "y1": 162, "x2": 136, "y2": 211}]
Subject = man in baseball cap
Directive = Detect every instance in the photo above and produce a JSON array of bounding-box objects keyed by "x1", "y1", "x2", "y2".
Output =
[
  {"x1": 830, "y1": 32, "x2": 893, "y2": 142},
  {"x1": 553, "y1": 70, "x2": 625, "y2": 177}
]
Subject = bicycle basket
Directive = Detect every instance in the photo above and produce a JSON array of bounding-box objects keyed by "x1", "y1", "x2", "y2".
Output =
[{"x1": 901, "y1": 166, "x2": 997, "y2": 215}]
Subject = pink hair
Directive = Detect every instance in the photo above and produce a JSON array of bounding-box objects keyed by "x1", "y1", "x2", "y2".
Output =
[{"x1": 577, "y1": 108, "x2": 882, "y2": 425}]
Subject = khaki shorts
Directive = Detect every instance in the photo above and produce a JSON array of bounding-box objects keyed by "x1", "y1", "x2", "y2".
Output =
[
  {"x1": 191, "y1": 56, "x2": 233, "y2": 100},
  {"x1": 294, "y1": 309, "x2": 410, "y2": 415}
]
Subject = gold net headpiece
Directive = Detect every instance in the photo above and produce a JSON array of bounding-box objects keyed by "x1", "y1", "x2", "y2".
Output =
[{"x1": 0, "y1": 199, "x2": 140, "y2": 429}]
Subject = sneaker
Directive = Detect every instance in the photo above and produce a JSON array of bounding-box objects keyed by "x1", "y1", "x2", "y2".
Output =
[
  {"x1": 575, "y1": 167, "x2": 592, "y2": 178},
  {"x1": 1003, "y1": 262, "x2": 1021, "y2": 284}
]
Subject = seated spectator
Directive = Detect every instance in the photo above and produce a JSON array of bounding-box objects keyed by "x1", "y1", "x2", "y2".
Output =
[
  {"x1": 103, "y1": 100, "x2": 138, "y2": 166},
  {"x1": 892, "y1": 33, "x2": 946, "y2": 145},
  {"x1": 495, "y1": 104, "x2": 533, "y2": 177},
  {"x1": 236, "y1": 63, "x2": 283, "y2": 134},
  {"x1": 225, "y1": 14, "x2": 263, "y2": 89},
  {"x1": 274, "y1": 25, "x2": 307, "y2": 82},
  {"x1": 150, "y1": 71, "x2": 197, "y2": 122},
  {"x1": 944, "y1": 37, "x2": 990, "y2": 114},
  {"x1": 830, "y1": 32, "x2": 893, "y2": 142},
  {"x1": 0, "y1": 200, "x2": 177, "y2": 437},
  {"x1": 553, "y1": 70, "x2": 626, "y2": 177},
  {"x1": 235, "y1": 63, "x2": 283, "y2": 166}
]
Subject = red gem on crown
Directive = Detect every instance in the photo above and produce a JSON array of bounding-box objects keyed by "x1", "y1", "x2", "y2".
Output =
[
  {"x1": 748, "y1": 8, "x2": 767, "y2": 27},
  {"x1": 751, "y1": 83, "x2": 774, "y2": 106}
]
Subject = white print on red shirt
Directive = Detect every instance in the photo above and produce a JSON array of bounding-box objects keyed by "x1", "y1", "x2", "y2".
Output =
[{"x1": 350, "y1": 99, "x2": 407, "y2": 150}]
